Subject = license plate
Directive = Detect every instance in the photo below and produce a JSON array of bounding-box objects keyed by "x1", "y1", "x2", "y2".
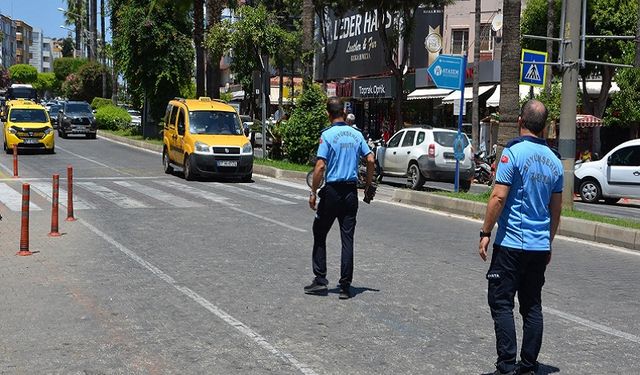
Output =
[
  {"x1": 217, "y1": 160, "x2": 238, "y2": 167},
  {"x1": 23, "y1": 138, "x2": 38, "y2": 144}
]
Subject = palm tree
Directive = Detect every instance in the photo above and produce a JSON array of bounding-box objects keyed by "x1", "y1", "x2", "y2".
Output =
[
  {"x1": 301, "y1": 0, "x2": 314, "y2": 85},
  {"x1": 471, "y1": 0, "x2": 481, "y2": 150},
  {"x1": 496, "y1": 0, "x2": 522, "y2": 152},
  {"x1": 206, "y1": 0, "x2": 225, "y2": 98},
  {"x1": 64, "y1": 0, "x2": 84, "y2": 55},
  {"x1": 195, "y1": 0, "x2": 205, "y2": 97}
]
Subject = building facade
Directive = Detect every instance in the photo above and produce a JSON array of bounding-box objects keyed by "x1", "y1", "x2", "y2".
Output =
[
  {"x1": 0, "y1": 14, "x2": 17, "y2": 69},
  {"x1": 29, "y1": 27, "x2": 43, "y2": 72},
  {"x1": 15, "y1": 20, "x2": 33, "y2": 65},
  {"x1": 42, "y1": 36, "x2": 53, "y2": 72}
]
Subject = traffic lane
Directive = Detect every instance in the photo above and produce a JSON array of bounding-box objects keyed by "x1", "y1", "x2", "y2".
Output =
[
  {"x1": 65, "y1": 175, "x2": 640, "y2": 373},
  {"x1": 381, "y1": 175, "x2": 490, "y2": 194},
  {"x1": 575, "y1": 200, "x2": 640, "y2": 221}
]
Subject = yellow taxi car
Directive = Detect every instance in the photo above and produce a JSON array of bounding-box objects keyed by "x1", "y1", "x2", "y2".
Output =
[
  {"x1": 162, "y1": 97, "x2": 253, "y2": 181},
  {"x1": 2, "y1": 100, "x2": 55, "y2": 154}
]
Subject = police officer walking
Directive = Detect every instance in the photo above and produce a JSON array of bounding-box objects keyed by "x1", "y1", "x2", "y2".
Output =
[
  {"x1": 479, "y1": 100, "x2": 563, "y2": 375},
  {"x1": 304, "y1": 97, "x2": 375, "y2": 300}
]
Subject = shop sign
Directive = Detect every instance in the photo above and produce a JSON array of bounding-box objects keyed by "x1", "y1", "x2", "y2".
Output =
[{"x1": 353, "y1": 77, "x2": 395, "y2": 99}]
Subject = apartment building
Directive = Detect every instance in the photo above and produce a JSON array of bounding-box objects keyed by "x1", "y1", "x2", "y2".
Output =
[
  {"x1": 29, "y1": 27, "x2": 43, "y2": 72},
  {"x1": 0, "y1": 14, "x2": 17, "y2": 69},
  {"x1": 15, "y1": 19, "x2": 33, "y2": 65}
]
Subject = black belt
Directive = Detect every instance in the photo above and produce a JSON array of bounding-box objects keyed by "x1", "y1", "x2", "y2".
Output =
[{"x1": 326, "y1": 181, "x2": 357, "y2": 186}]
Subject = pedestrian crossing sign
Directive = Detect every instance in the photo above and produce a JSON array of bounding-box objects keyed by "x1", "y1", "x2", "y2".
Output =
[{"x1": 520, "y1": 49, "x2": 547, "y2": 87}]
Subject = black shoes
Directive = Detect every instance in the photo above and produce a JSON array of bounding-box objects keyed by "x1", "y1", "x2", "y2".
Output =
[
  {"x1": 304, "y1": 280, "x2": 328, "y2": 295},
  {"x1": 339, "y1": 285, "x2": 352, "y2": 300}
]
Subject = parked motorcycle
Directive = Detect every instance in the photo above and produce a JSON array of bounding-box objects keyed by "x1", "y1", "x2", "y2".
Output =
[{"x1": 474, "y1": 148, "x2": 496, "y2": 186}]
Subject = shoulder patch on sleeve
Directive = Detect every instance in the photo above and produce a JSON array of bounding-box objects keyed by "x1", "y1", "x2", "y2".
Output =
[{"x1": 501, "y1": 155, "x2": 509, "y2": 163}]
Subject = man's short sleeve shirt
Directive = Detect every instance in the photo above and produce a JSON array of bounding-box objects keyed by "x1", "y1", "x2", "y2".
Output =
[
  {"x1": 317, "y1": 123, "x2": 371, "y2": 183},
  {"x1": 494, "y1": 136, "x2": 563, "y2": 251}
]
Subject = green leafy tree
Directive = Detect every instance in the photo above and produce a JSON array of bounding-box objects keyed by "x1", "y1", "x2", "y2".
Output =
[
  {"x1": 53, "y1": 57, "x2": 89, "y2": 82},
  {"x1": 62, "y1": 38, "x2": 75, "y2": 57},
  {"x1": 112, "y1": 0, "x2": 194, "y2": 123},
  {"x1": 604, "y1": 46, "x2": 640, "y2": 139},
  {"x1": 62, "y1": 73, "x2": 83, "y2": 99},
  {"x1": 76, "y1": 61, "x2": 113, "y2": 102},
  {"x1": 279, "y1": 84, "x2": 328, "y2": 164},
  {"x1": 33, "y1": 73, "x2": 58, "y2": 97},
  {"x1": 8, "y1": 64, "x2": 38, "y2": 84}
]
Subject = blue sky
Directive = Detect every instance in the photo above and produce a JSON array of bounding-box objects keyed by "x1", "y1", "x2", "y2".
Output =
[{"x1": 0, "y1": 0, "x2": 111, "y2": 41}]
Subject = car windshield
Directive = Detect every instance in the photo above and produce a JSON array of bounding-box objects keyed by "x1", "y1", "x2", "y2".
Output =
[
  {"x1": 48, "y1": 105, "x2": 61, "y2": 113},
  {"x1": 189, "y1": 111, "x2": 242, "y2": 135},
  {"x1": 9, "y1": 108, "x2": 48, "y2": 123},
  {"x1": 66, "y1": 103, "x2": 92, "y2": 113},
  {"x1": 7, "y1": 87, "x2": 37, "y2": 100},
  {"x1": 433, "y1": 131, "x2": 470, "y2": 148}
]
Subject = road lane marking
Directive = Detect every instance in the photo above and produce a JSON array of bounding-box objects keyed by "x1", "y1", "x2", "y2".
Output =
[
  {"x1": 29, "y1": 181, "x2": 95, "y2": 210},
  {"x1": 113, "y1": 181, "x2": 202, "y2": 208},
  {"x1": 242, "y1": 183, "x2": 307, "y2": 201},
  {"x1": 77, "y1": 182, "x2": 148, "y2": 209},
  {"x1": 155, "y1": 180, "x2": 307, "y2": 233},
  {"x1": 0, "y1": 183, "x2": 42, "y2": 211},
  {"x1": 0, "y1": 176, "x2": 165, "y2": 182},
  {"x1": 202, "y1": 181, "x2": 296, "y2": 205},
  {"x1": 56, "y1": 146, "x2": 134, "y2": 176},
  {"x1": 78, "y1": 219, "x2": 318, "y2": 375},
  {"x1": 544, "y1": 306, "x2": 640, "y2": 344}
]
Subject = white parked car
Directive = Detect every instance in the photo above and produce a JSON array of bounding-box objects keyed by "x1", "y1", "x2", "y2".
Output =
[
  {"x1": 127, "y1": 109, "x2": 141, "y2": 127},
  {"x1": 377, "y1": 126, "x2": 474, "y2": 190},
  {"x1": 574, "y1": 139, "x2": 640, "y2": 204}
]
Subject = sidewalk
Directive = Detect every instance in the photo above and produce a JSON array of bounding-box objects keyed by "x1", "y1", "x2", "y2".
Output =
[{"x1": 97, "y1": 131, "x2": 640, "y2": 250}]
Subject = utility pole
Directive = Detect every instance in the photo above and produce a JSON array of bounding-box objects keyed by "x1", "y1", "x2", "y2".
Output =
[{"x1": 558, "y1": 0, "x2": 581, "y2": 209}]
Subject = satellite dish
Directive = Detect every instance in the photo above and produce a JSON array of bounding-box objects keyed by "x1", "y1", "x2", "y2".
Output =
[{"x1": 491, "y1": 14, "x2": 503, "y2": 32}]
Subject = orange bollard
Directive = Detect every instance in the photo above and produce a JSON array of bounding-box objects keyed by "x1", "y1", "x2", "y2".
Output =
[
  {"x1": 49, "y1": 174, "x2": 61, "y2": 237},
  {"x1": 66, "y1": 166, "x2": 76, "y2": 221},
  {"x1": 12, "y1": 146, "x2": 18, "y2": 178},
  {"x1": 17, "y1": 183, "x2": 32, "y2": 256}
]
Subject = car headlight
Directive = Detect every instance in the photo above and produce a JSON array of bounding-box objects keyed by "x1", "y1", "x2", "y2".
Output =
[
  {"x1": 44, "y1": 128, "x2": 53, "y2": 135},
  {"x1": 195, "y1": 141, "x2": 210, "y2": 153},
  {"x1": 574, "y1": 162, "x2": 582, "y2": 170},
  {"x1": 8, "y1": 127, "x2": 17, "y2": 134},
  {"x1": 242, "y1": 142, "x2": 252, "y2": 154}
]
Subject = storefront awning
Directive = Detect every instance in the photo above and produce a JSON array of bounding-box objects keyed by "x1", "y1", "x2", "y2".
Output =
[
  {"x1": 442, "y1": 85, "x2": 495, "y2": 104},
  {"x1": 407, "y1": 88, "x2": 453, "y2": 100},
  {"x1": 485, "y1": 85, "x2": 542, "y2": 107},
  {"x1": 576, "y1": 114, "x2": 603, "y2": 128}
]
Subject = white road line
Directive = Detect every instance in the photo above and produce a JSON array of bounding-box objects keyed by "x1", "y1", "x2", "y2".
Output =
[
  {"x1": 256, "y1": 176, "x2": 308, "y2": 191},
  {"x1": 153, "y1": 180, "x2": 235, "y2": 205},
  {"x1": 242, "y1": 183, "x2": 307, "y2": 201},
  {"x1": 77, "y1": 182, "x2": 148, "y2": 209},
  {"x1": 56, "y1": 146, "x2": 134, "y2": 176},
  {"x1": 113, "y1": 181, "x2": 202, "y2": 208},
  {"x1": 203, "y1": 181, "x2": 296, "y2": 205},
  {"x1": 78, "y1": 219, "x2": 318, "y2": 375},
  {"x1": 0, "y1": 183, "x2": 42, "y2": 211},
  {"x1": 155, "y1": 180, "x2": 307, "y2": 232},
  {"x1": 0, "y1": 159, "x2": 13, "y2": 176},
  {"x1": 29, "y1": 181, "x2": 95, "y2": 210},
  {"x1": 544, "y1": 306, "x2": 640, "y2": 344}
]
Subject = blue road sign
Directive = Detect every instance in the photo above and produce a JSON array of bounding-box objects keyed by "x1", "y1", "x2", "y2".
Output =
[
  {"x1": 427, "y1": 54, "x2": 466, "y2": 90},
  {"x1": 520, "y1": 49, "x2": 547, "y2": 87},
  {"x1": 453, "y1": 133, "x2": 466, "y2": 161}
]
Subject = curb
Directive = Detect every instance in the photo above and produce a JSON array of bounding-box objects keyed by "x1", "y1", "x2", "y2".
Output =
[
  {"x1": 392, "y1": 189, "x2": 640, "y2": 251},
  {"x1": 252, "y1": 164, "x2": 307, "y2": 180},
  {"x1": 97, "y1": 130, "x2": 163, "y2": 153}
]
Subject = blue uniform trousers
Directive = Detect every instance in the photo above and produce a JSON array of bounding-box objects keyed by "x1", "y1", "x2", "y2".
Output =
[
  {"x1": 312, "y1": 182, "x2": 358, "y2": 287},
  {"x1": 487, "y1": 244, "x2": 550, "y2": 373}
]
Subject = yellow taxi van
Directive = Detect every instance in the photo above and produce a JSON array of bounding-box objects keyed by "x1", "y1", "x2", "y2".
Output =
[
  {"x1": 2, "y1": 100, "x2": 55, "y2": 154},
  {"x1": 162, "y1": 97, "x2": 253, "y2": 181}
]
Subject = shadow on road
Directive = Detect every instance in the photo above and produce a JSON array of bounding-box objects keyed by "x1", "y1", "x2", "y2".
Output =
[
  {"x1": 328, "y1": 285, "x2": 381, "y2": 298},
  {"x1": 480, "y1": 362, "x2": 560, "y2": 375}
]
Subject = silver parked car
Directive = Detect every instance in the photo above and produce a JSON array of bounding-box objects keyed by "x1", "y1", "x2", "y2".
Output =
[{"x1": 377, "y1": 126, "x2": 474, "y2": 190}]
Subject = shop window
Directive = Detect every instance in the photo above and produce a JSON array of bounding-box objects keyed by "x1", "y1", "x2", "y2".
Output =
[
  {"x1": 451, "y1": 29, "x2": 469, "y2": 55},
  {"x1": 402, "y1": 131, "x2": 416, "y2": 147},
  {"x1": 480, "y1": 24, "x2": 496, "y2": 52}
]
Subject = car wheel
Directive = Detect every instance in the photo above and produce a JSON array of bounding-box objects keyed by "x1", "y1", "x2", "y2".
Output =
[
  {"x1": 241, "y1": 173, "x2": 252, "y2": 183},
  {"x1": 604, "y1": 197, "x2": 620, "y2": 205},
  {"x1": 47, "y1": 146, "x2": 55, "y2": 154},
  {"x1": 162, "y1": 148, "x2": 173, "y2": 174},
  {"x1": 87, "y1": 133, "x2": 96, "y2": 139},
  {"x1": 375, "y1": 162, "x2": 383, "y2": 183},
  {"x1": 59, "y1": 129, "x2": 66, "y2": 138},
  {"x1": 407, "y1": 162, "x2": 425, "y2": 190},
  {"x1": 183, "y1": 154, "x2": 196, "y2": 181},
  {"x1": 460, "y1": 180, "x2": 471, "y2": 192},
  {"x1": 579, "y1": 179, "x2": 601, "y2": 203}
]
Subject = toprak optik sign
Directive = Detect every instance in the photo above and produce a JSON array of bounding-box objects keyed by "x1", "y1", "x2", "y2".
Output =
[{"x1": 353, "y1": 77, "x2": 396, "y2": 99}]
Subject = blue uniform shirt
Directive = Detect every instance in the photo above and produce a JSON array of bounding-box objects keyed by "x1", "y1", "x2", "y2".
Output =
[
  {"x1": 317, "y1": 122, "x2": 371, "y2": 183},
  {"x1": 494, "y1": 136, "x2": 563, "y2": 251}
]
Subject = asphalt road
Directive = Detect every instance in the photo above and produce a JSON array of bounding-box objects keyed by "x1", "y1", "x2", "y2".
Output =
[{"x1": 1, "y1": 135, "x2": 639, "y2": 374}]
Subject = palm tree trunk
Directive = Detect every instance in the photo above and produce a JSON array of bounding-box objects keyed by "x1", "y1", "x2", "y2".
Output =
[
  {"x1": 496, "y1": 0, "x2": 522, "y2": 153},
  {"x1": 101, "y1": 0, "x2": 107, "y2": 98},
  {"x1": 545, "y1": 0, "x2": 555, "y2": 94},
  {"x1": 301, "y1": 0, "x2": 314, "y2": 86},
  {"x1": 471, "y1": 0, "x2": 481, "y2": 150},
  {"x1": 194, "y1": 0, "x2": 205, "y2": 97},
  {"x1": 206, "y1": 0, "x2": 223, "y2": 98},
  {"x1": 74, "y1": 0, "x2": 82, "y2": 54},
  {"x1": 91, "y1": 0, "x2": 98, "y2": 61}
]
